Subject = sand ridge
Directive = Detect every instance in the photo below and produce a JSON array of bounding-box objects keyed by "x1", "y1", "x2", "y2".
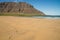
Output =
[{"x1": 0, "y1": 16, "x2": 60, "y2": 40}]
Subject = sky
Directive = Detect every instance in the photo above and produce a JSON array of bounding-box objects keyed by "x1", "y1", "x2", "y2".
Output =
[{"x1": 0, "y1": 0, "x2": 60, "y2": 15}]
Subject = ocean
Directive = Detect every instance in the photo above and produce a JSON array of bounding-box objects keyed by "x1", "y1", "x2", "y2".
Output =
[{"x1": 33, "y1": 15, "x2": 60, "y2": 19}]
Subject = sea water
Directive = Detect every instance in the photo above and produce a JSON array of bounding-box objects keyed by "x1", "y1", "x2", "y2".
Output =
[{"x1": 33, "y1": 15, "x2": 60, "y2": 19}]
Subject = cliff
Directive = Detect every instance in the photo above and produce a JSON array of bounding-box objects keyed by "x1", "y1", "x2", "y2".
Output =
[{"x1": 0, "y1": 2, "x2": 45, "y2": 16}]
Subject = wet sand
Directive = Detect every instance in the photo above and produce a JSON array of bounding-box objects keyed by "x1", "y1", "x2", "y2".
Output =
[{"x1": 0, "y1": 16, "x2": 60, "y2": 40}]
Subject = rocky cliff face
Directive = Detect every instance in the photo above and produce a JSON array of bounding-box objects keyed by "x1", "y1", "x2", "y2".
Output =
[{"x1": 0, "y1": 2, "x2": 45, "y2": 15}]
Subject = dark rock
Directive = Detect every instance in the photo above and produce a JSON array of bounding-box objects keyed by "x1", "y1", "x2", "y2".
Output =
[{"x1": 0, "y1": 2, "x2": 45, "y2": 15}]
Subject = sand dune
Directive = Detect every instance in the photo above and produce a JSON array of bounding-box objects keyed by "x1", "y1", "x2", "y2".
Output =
[{"x1": 0, "y1": 16, "x2": 60, "y2": 40}]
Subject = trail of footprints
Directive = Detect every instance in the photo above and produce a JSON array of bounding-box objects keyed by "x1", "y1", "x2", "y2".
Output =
[{"x1": 8, "y1": 28, "x2": 35, "y2": 40}]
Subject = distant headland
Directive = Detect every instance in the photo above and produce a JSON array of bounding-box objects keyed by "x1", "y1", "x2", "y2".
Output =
[{"x1": 0, "y1": 2, "x2": 45, "y2": 16}]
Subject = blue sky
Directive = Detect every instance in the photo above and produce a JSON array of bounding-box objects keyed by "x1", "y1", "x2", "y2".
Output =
[{"x1": 0, "y1": 0, "x2": 60, "y2": 15}]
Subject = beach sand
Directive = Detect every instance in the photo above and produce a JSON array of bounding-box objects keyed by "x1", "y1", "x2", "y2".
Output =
[{"x1": 0, "y1": 16, "x2": 60, "y2": 40}]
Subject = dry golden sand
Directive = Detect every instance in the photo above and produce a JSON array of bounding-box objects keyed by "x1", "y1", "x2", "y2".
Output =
[{"x1": 0, "y1": 16, "x2": 60, "y2": 40}]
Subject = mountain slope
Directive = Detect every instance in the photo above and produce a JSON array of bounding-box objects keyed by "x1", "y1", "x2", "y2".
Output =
[{"x1": 0, "y1": 2, "x2": 45, "y2": 16}]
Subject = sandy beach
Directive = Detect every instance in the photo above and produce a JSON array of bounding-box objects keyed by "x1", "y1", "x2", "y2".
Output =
[{"x1": 0, "y1": 16, "x2": 60, "y2": 40}]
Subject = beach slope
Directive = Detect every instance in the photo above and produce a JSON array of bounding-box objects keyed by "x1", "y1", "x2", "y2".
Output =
[{"x1": 0, "y1": 16, "x2": 60, "y2": 40}]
